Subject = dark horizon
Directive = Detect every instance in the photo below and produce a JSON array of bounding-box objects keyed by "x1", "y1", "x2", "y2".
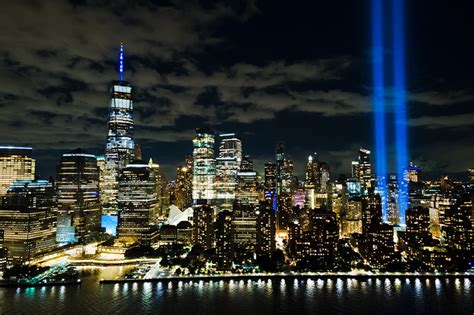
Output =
[{"x1": 0, "y1": 0, "x2": 473, "y2": 181}]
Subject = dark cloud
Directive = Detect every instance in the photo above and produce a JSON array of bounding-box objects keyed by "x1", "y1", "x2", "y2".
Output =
[{"x1": 0, "y1": 0, "x2": 472, "y2": 179}]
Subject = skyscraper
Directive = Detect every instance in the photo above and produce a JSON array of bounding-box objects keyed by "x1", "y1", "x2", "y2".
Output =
[
  {"x1": 215, "y1": 133, "x2": 242, "y2": 210},
  {"x1": 319, "y1": 162, "x2": 330, "y2": 193},
  {"x1": 192, "y1": 202, "x2": 213, "y2": 249},
  {"x1": 264, "y1": 162, "x2": 277, "y2": 202},
  {"x1": 174, "y1": 155, "x2": 193, "y2": 210},
  {"x1": 275, "y1": 142, "x2": 285, "y2": 196},
  {"x1": 256, "y1": 200, "x2": 276, "y2": 256},
  {"x1": 235, "y1": 155, "x2": 259, "y2": 206},
  {"x1": 304, "y1": 155, "x2": 318, "y2": 209},
  {"x1": 275, "y1": 143, "x2": 294, "y2": 231},
  {"x1": 103, "y1": 44, "x2": 135, "y2": 216},
  {"x1": 148, "y1": 158, "x2": 170, "y2": 222},
  {"x1": 362, "y1": 189, "x2": 383, "y2": 234},
  {"x1": 0, "y1": 180, "x2": 56, "y2": 263},
  {"x1": 215, "y1": 210, "x2": 233, "y2": 269},
  {"x1": 0, "y1": 146, "x2": 35, "y2": 196},
  {"x1": 56, "y1": 149, "x2": 101, "y2": 244},
  {"x1": 387, "y1": 174, "x2": 399, "y2": 225},
  {"x1": 232, "y1": 203, "x2": 257, "y2": 251},
  {"x1": 117, "y1": 160, "x2": 158, "y2": 245},
  {"x1": 357, "y1": 148, "x2": 372, "y2": 192},
  {"x1": 192, "y1": 128, "x2": 216, "y2": 201}
]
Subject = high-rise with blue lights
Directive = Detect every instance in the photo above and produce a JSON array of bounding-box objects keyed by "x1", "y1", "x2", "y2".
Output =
[{"x1": 103, "y1": 43, "x2": 135, "y2": 217}]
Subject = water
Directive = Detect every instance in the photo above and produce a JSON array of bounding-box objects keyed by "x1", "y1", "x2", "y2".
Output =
[{"x1": 0, "y1": 268, "x2": 472, "y2": 314}]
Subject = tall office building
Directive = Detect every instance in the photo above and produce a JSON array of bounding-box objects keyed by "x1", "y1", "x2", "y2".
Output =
[
  {"x1": 296, "y1": 209, "x2": 338, "y2": 268},
  {"x1": 0, "y1": 146, "x2": 35, "y2": 196},
  {"x1": 215, "y1": 210, "x2": 233, "y2": 269},
  {"x1": 232, "y1": 203, "x2": 257, "y2": 251},
  {"x1": 264, "y1": 162, "x2": 277, "y2": 203},
  {"x1": 192, "y1": 202, "x2": 213, "y2": 249},
  {"x1": 256, "y1": 200, "x2": 276, "y2": 255},
  {"x1": 319, "y1": 162, "x2": 330, "y2": 193},
  {"x1": 56, "y1": 149, "x2": 101, "y2": 244},
  {"x1": 236, "y1": 156, "x2": 259, "y2": 206},
  {"x1": 275, "y1": 142, "x2": 285, "y2": 192},
  {"x1": 275, "y1": 143, "x2": 294, "y2": 230},
  {"x1": 405, "y1": 206, "x2": 431, "y2": 246},
  {"x1": 215, "y1": 133, "x2": 242, "y2": 209},
  {"x1": 0, "y1": 180, "x2": 56, "y2": 263},
  {"x1": 192, "y1": 128, "x2": 216, "y2": 201},
  {"x1": 304, "y1": 155, "x2": 318, "y2": 209},
  {"x1": 362, "y1": 190, "x2": 383, "y2": 234},
  {"x1": 103, "y1": 44, "x2": 135, "y2": 216},
  {"x1": 96, "y1": 155, "x2": 106, "y2": 204},
  {"x1": 148, "y1": 158, "x2": 170, "y2": 221},
  {"x1": 387, "y1": 175, "x2": 399, "y2": 225},
  {"x1": 341, "y1": 198, "x2": 363, "y2": 236},
  {"x1": 355, "y1": 148, "x2": 372, "y2": 192},
  {"x1": 117, "y1": 161, "x2": 158, "y2": 245},
  {"x1": 174, "y1": 155, "x2": 193, "y2": 210}
]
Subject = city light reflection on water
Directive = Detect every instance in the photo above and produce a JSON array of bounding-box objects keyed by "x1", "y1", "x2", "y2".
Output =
[
  {"x1": 435, "y1": 278, "x2": 441, "y2": 294},
  {"x1": 464, "y1": 278, "x2": 471, "y2": 291},
  {"x1": 336, "y1": 278, "x2": 343, "y2": 296},
  {"x1": 0, "y1": 269, "x2": 472, "y2": 314}
]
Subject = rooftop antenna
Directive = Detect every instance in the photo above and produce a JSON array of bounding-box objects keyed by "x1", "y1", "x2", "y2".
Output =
[{"x1": 119, "y1": 43, "x2": 124, "y2": 81}]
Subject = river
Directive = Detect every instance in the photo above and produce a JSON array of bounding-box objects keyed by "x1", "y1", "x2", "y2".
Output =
[{"x1": 0, "y1": 267, "x2": 472, "y2": 314}]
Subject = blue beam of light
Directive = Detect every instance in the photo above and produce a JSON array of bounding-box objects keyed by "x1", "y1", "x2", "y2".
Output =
[
  {"x1": 392, "y1": 0, "x2": 408, "y2": 225},
  {"x1": 372, "y1": 0, "x2": 388, "y2": 221},
  {"x1": 119, "y1": 43, "x2": 124, "y2": 81}
]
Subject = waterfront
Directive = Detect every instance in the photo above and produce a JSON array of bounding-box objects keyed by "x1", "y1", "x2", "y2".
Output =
[{"x1": 0, "y1": 267, "x2": 472, "y2": 314}]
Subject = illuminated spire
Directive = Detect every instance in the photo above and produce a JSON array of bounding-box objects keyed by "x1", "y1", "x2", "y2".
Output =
[{"x1": 119, "y1": 43, "x2": 124, "y2": 81}]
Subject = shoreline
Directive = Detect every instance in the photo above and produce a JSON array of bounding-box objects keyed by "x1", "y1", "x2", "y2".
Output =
[
  {"x1": 0, "y1": 279, "x2": 81, "y2": 288},
  {"x1": 99, "y1": 272, "x2": 474, "y2": 284}
]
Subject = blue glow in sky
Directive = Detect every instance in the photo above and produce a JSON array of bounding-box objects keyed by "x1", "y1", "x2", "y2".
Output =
[
  {"x1": 372, "y1": 0, "x2": 388, "y2": 219},
  {"x1": 392, "y1": 0, "x2": 408, "y2": 225}
]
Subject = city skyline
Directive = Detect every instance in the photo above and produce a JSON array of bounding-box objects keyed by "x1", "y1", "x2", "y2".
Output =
[
  {"x1": 0, "y1": 1, "x2": 473, "y2": 180},
  {"x1": 0, "y1": 2, "x2": 472, "y2": 314}
]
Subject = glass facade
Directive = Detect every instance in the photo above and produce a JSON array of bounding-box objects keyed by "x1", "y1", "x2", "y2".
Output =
[
  {"x1": 215, "y1": 133, "x2": 242, "y2": 210},
  {"x1": 103, "y1": 46, "x2": 135, "y2": 216},
  {"x1": 103, "y1": 81, "x2": 135, "y2": 216},
  {"x1": 174, "y1": 155, "x2": 193, "y2": 210},
  {"x1": 0, "y1": 146, "x2": 35, "y2": 196},
  {"x1": 0, "y1": 180, "x2": 56, "y2": 263},
  {"x1": 56, "y1": 150, "x2": 101, "y2": 244},
  {"x1": 192, "y1": 128, "x2": 216, "y2": 201},
  {"x1": 117, "y1": 161, "x2": 158, "y2": 245}
]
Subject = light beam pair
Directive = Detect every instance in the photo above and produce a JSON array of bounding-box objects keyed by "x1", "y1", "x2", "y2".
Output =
[{"x1": 372, "y1": 0, "x2": 408, "y2": 225}]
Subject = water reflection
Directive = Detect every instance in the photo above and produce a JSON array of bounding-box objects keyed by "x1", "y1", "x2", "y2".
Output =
[
  {"x1": 464, "y1": 279, "x2": 471, "y2": 291},
  {"x1": 1, "y1": 274, "x2": 472, "y2": 314},
  {"x1": 336, "y1": 278, "x2": 343, "y2": 296}
]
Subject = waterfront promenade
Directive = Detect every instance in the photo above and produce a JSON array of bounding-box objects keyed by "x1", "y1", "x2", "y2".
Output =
[{"x1": 99, "y1": 271, "x2": 474, "y2": 284}]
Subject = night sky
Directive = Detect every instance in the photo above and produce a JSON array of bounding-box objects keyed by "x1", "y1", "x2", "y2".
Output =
[{"x1": 0, "y1": 0, "x2": 473, "y2": 180}]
